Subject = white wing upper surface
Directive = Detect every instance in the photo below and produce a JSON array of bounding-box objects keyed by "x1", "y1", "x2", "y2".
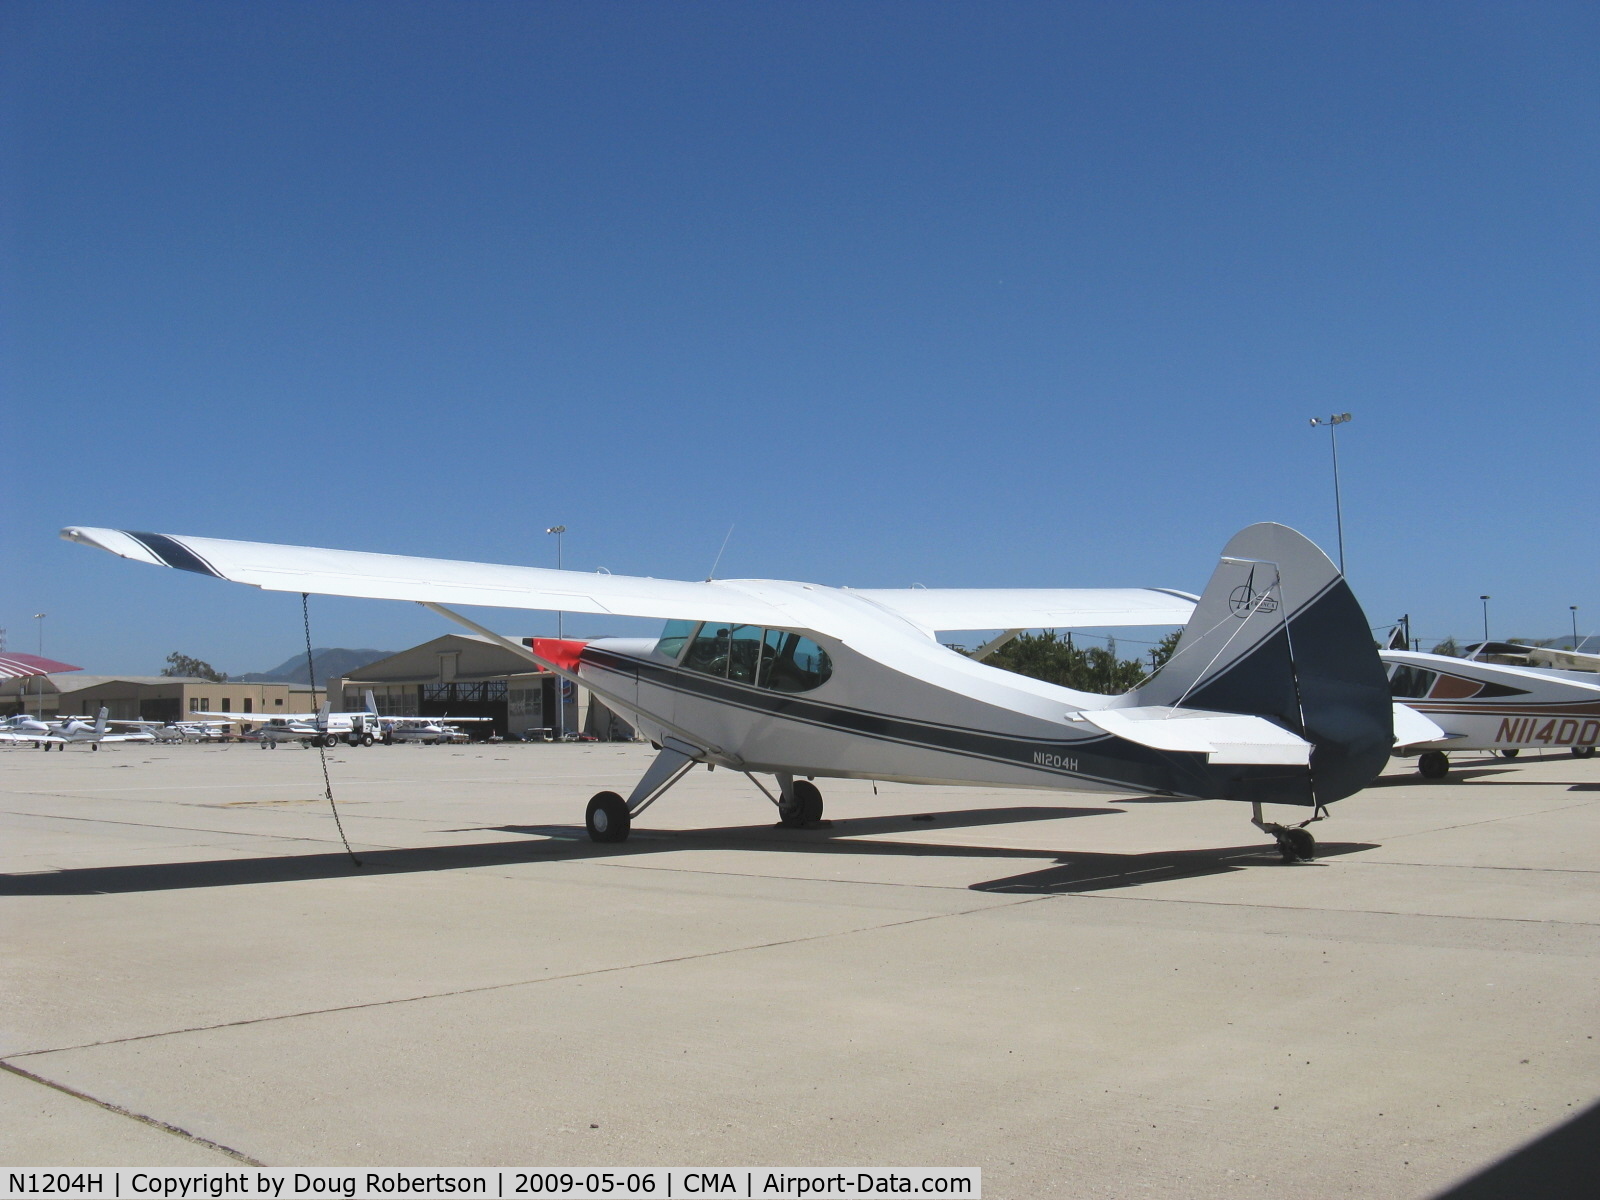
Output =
[
  {"x1": 850, "y1": 587, "x2": 1197, "y2": 632},
  {"x1": 63, "y1": 527, "x2": 1197, "y2": 638},
  {"x1": 63, "y1": 527, "x2": 789, "y2": 626}
]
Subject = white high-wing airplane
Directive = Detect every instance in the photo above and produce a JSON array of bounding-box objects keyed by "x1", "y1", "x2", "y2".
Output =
[
  {"x1": 1385, "y1": 648, "x2": 1600, "y2": 777},
  {"x1": 63, "y1": 522, "x2": 1395, "y2": 861},
  {"x1": 0, "y1": 708, "x2": 156, "y2": 750},
  {"x1": 381, "y1": 715, "x2": 494, "y2": 744}
]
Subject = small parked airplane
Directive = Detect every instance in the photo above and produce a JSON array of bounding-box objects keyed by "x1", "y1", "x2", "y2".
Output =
[
  {"x1": 0, "y1": 708, "x2": 156, "y2": 750},
  {"x1": 381, "y1": 715, "x2": 493, "y2": 744},
  {"x1": 196, "y1": 694, "x2": 385, "y2": 748},
  {"x1": 62, "y1": 522, "x2": 1394, "y2": 861},
  {"x1": 1385, "y1": 646, "x2": 1600, "y2": 777}
]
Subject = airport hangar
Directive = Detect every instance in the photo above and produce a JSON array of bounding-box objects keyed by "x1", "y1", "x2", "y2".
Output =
[
  {"x1": 323, "y1": 633, "x2": 634, "y2": 740},
  {"x1": 1, "y1": 634, "x2": 633, "y2": 741},
  {"x1": 0, "y1": 674, "x2": 305, "y2": 723}
]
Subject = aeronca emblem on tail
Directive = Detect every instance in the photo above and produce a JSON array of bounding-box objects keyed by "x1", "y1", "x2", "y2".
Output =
[
  {"x1": 1228, "y1": 568, "x2": 1279, "y2": 619},
  {"x1": 62, "y1": 520, "x2": 1395, "y2": 864}
]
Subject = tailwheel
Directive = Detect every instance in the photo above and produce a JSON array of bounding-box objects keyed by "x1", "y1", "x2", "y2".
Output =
[
  {"x1": 1418, "y1": 751, "x2": 1449, "y2": 779},
  {"x1": 1258, "y1": 822, "x2": 1315, "y2": 863},
  {"x1": 779, "y1": 779, "x2": 824, "y2": 828},
  {"x1": 1273, "y1": 825, "x2": 1315, "y2": 863},
  {"x1": 586, "y1": 791, "x2": 631, "y2": 843}
]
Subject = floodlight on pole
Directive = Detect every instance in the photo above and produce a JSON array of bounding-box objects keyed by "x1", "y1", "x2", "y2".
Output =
[
  {"x1": 1308, "y1": 413, "x2": 1352, "y2": 574},
  {"x1": 1480, "y1": 595, "x2": 1491, "y2": 644},
  {"x1": 34, "y1": 613, "x2": 46, "y2": 718},
  {"x1": 545, "y1": 526, "x2": 567, "y2": 740},
  {"x1": 545, "y1": 526, "x2": 566, "y2": 640}
]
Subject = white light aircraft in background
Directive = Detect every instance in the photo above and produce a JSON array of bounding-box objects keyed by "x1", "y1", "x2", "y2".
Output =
[
  {"x1": 381, "y1": 715, "x2": 494, "y2": 744},
  {"x1": 0, "y1": 708, "x2": 156, "y2": 751},
  {"x1": 63, "y1": 522, "x2": 1395, "y2": 862}
]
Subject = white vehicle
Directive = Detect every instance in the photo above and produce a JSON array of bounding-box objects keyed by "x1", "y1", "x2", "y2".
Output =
[
  {"x1": 63, "y1": 523, "x2": 1394, "y2": 862},
  {"x1": 0, "y1": 707, "x2": 156, "y2": 751},
  {"x1": 197, "y1": 698, "x2": 385, "y2": 749},
  {"x1": 1386, "y1": 649, "x2": 1600, "y2": 777}
]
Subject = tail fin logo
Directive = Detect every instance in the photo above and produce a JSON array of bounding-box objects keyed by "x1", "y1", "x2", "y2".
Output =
[{"x1": 1228, "y1": 568, "x2": 1279, "y2": 619}]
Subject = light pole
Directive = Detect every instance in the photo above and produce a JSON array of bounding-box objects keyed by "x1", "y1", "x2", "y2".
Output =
[
  {"x1": 1572, "y1": 606, "x2": 1580, "y2": 652},
  {"x1": 1480, "y1": 595, "x2": 1491, "y2": 645},
  {"x1": 545, "y1": 526, "x2": 566, "y2": 740},
  {"x1": 1308, "y1": 413, "x2": 1352, "y2": 574},
  {"x1": 33, "y1": 613, "x2": 46, "y2": 718}
]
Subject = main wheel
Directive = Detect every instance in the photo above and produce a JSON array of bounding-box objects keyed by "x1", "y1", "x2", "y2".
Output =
[
  {"x1": 1498, "y1": 748, "x2": 1520, "y2": 759},
  {"x1": 779, "y1": 779, "x2": 824, "y2": 827},
  {"x1": 260, "y1": 739, "x2": 269, "y2": 749},
  {"x1": 586, "y1": 791, "x2": 631, "y2": 843},
  {"x1": 1418, "y1": 751, "x2": 1449, "y2": 779},
  {"x1": 1278, "y1": 826, "x2": 1315, "y2": 863},
  {"x1": 1573, "y1": 745, "x2": 1596, "y2": 758}
]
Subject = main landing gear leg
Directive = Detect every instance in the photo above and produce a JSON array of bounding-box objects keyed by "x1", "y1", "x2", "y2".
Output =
[
  {"x1": 1251, "y1": 801, "x2": 1319, "y2": 864},
  {"x1": 586, "y1": 736, "x2": 702, "y2": 844}
]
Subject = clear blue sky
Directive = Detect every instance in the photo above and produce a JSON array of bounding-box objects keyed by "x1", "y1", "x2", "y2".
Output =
[{"x1": 4, "y1": 1, "x2": 1596, "y2": 673}]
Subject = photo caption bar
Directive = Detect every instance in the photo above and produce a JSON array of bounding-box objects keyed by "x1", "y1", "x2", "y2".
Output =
[{"x1": 1, "y1": 1170, "x2": 980, "y2": 1200}]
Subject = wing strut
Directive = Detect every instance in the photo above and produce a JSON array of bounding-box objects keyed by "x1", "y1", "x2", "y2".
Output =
[
  {"x1": 971, "y1": 629, "x2": 1024, "y2": 662},
  {"x1": 416, "y1": 602, "x2": 734, "y2": 764}
]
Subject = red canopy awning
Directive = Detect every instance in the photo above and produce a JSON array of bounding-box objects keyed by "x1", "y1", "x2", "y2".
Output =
[{"x1": 0, "y1": 652, "x2": 83, "y2": 678}]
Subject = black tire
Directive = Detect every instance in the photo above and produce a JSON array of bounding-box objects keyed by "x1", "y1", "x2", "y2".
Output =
[
  {"x1": 360, "y1": 733, "x2": 374, "y2": 747},
  {"x1": 1279, "y1": 827, "x2": 1315, "y2": 863},
  {"x1": 322, "y1": 733, "x2": 339, "y2": 749},
  {"x1": 1498, "y1": 748, "x2": 1520, "y2": 758},
  {"x1": 260, "y1": 740, "x2": 269, "y2": 749},
  {"x1": 586, "y1": 791, "x2": 631, "y2": 843},
  {"x1": 779, "y1": 779, "x2": 824, "y2": 827},
  {"x1": 1573, "y1": 745, "x2": 1596, "y2": 759},
  {"x1": 1419, "y1": 751, "x2": 1449, "y2": 780}
]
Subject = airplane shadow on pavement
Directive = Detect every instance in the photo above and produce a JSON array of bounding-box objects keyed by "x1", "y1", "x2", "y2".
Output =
[
  {"x1": 1431, "y1": 1096, "x2": 1600, "y2": 1199},
  {"x1": 0, "y1": 803, "x2": 1376, "y2": 897}
]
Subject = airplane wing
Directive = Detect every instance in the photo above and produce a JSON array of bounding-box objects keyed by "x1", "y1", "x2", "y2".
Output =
[
  {"x1": 851, "y1": 587, "x2": 1197, "y2": 632},
  {"x1": 63, "y1": 528, "x2": 1196, "y2": 636},
  {"x1": 62, "y1": 528, "x2": 791, "y2": 627}
]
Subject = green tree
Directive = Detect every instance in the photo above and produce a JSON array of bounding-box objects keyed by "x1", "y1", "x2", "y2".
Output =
[
  {"x1": 1151, "y1": 629, "x2": 1183, "y2": 671},
  {"x1": 161, "y1": 652, "x2": 227, "y2": 682},
  {"x1": 982, "y1": 630, "x2": 1150, "y2": 695},
  {"x1": 1430, "y1": 637, "x2": 1461, "y2": 657}
]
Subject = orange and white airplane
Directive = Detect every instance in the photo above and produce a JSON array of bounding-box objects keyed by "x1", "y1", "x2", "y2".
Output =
[{"x1": 1386, "y1": 640, "x2": 1600, "y2": 777}]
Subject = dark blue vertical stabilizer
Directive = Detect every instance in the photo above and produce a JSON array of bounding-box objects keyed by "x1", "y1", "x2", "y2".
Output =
[{"x1": 1131, "y1": 524, "x2": 1392, "y2": 806}]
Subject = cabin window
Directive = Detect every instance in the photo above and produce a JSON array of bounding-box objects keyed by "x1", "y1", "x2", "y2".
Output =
[
  {"x1": 655, "y1": 619, "x2": 698, "y2": 661},
  {"x1": 680, "y1": 624, "x2": 833, "y2": 692},
  {"x1": 1389, "y1": 665, "x2": 1437, "y2": 699},
  {"x1": 760, "y1": 631, "x2": 832, "y2": 692}
]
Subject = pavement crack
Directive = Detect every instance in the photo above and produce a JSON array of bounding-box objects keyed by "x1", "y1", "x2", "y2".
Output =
[
  {"x1": 9, "y1": 895, "x2": 1054, "y2": 1061},
  {"x1": 0, "y1": 1059, "x2": 264, "y2": 1165}
]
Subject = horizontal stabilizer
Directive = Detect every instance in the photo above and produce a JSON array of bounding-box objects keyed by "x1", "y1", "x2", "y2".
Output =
[
  {"x1": 1392, "y1": 702, "x2": 1450, "y2": 748},
  {"x1": 1079, "y1": 706, "x2": 1312, "y2": 766}
]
